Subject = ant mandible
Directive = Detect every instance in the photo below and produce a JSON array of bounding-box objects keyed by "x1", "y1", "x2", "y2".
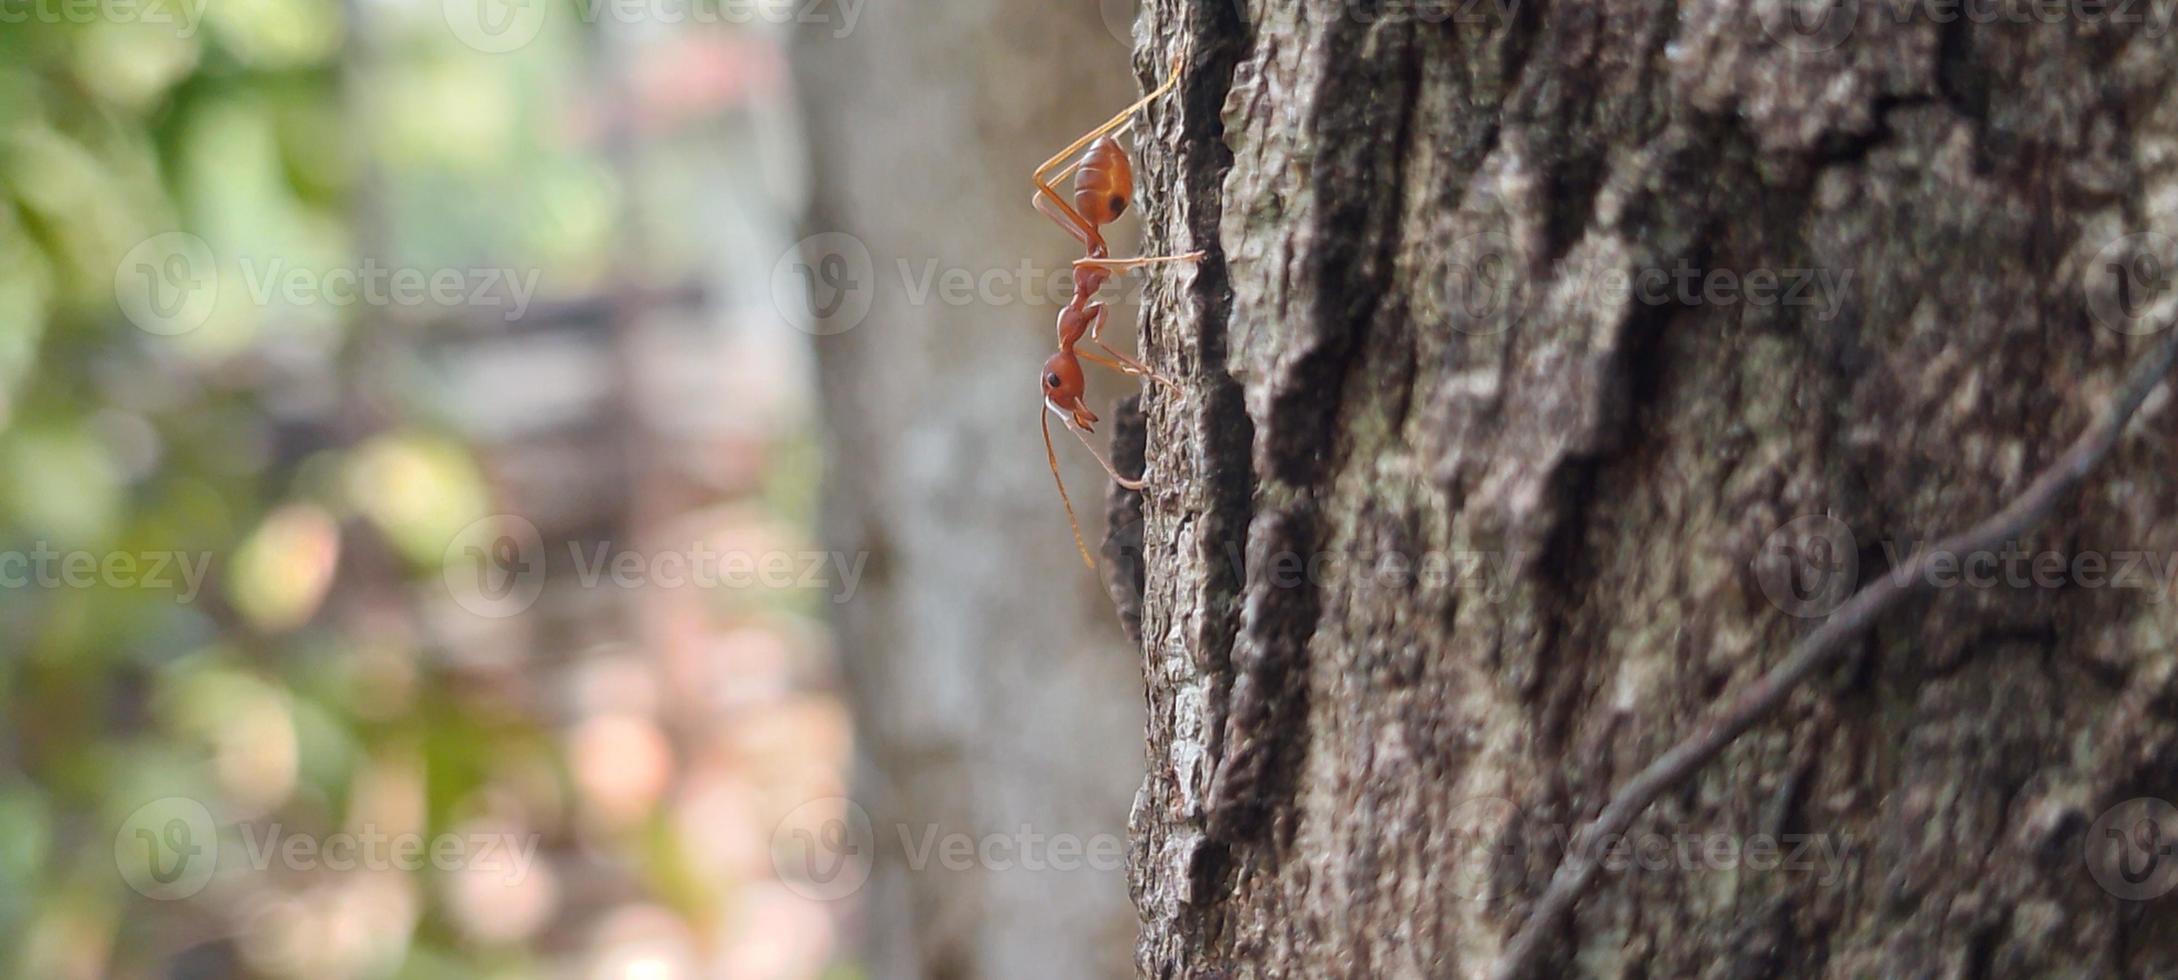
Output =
[{"x1": 1031, "y1": 52, "x2": 1204, "y2": 572}]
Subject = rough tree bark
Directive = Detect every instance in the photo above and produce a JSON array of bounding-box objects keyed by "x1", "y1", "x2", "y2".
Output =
[{"x1": 1123, "y1": 1, "x2": 2178, "y2": 977}]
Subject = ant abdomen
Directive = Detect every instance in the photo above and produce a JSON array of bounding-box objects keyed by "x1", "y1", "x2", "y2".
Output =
[{"x1": 1073, "y1": 137, "x2": 1134, "y2": 228}]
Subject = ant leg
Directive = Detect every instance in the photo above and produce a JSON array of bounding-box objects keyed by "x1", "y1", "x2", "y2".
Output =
[
  {"x1": 1046, "y1": 119, "x2": 1134, "y2": 187},
  {"x1": 1034, "y1": 184, "x2": 1103, "y2": 256},
  {"x1": 1075, "y1": 252, "x2": 1207, "y2": 272},
  {"x1": 1065, "y1": 414, "x2": 1147, "y2": 492},
  {"x1": 1031, "y1": 54, "x2": 1188, "y2": 265},
  {"x1": 1080, "y1": 347, "x2": 1180, "y2": 392},
  {"x1": 1074, "y1": 302, "x2": 1179, "y2": 391},
  {"x1": 1032, "y1": 51, "x2": 1187, "y2": 188}
]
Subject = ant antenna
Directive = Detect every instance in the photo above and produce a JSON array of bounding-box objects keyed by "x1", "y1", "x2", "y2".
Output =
[{"x1": 1044, "y1": 408, "x2": 1096, "y2": 572}]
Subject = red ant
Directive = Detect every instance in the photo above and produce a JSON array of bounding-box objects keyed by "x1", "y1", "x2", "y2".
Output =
[{"x1": 1031, "y1": 54, "x2": 1203, "y2": 571}]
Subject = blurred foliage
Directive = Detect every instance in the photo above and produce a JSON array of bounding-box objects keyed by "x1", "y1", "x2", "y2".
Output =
[{"x1": 0, "y1": 1, "x2": 834, "y2": 978}]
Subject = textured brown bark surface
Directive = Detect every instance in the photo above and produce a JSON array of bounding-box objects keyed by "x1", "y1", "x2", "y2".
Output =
[{"x1": 1123, "y1": 1, "x2": 2178, "y2": 976}]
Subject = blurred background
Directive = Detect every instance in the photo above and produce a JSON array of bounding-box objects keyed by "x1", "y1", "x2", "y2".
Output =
[{"x1": 0, "y1": 0, "x2": 1153, "y2": 977}]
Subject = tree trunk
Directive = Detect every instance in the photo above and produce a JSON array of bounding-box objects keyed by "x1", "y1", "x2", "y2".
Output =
[
  {"x1": 791, "y1": 4, "x2": 1152, "y2": 979},
  {"x1": 1126, "y1": 2, "x2": 2178, "y2": 977}
]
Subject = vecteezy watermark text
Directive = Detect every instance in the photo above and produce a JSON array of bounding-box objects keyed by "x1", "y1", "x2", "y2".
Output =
[
  {"x1": 0, "y1": 544, "x2": 210, "y2": 602},
  {"x1": 1760, "y1": 0, "x2": 2177, "y2": 54},
  {"x1": 237, "y1": 822, "x2": 539, "y2": 882},
  {"x1": 769, "y1": 231, "x2": 1191, "y2": 336},
  {"x1": 0, "y1": 0, "x2": 205, "y2": 34},
  {"x1": 114, "y1": 232, "x2": 542, "y2": 336},
  {"x1": 1257, "y1": 547, "x2": 1509, "y2": 596},
  {"x1": 441, "y1": 515, "x2": 868, "y2": 618},
  {"x1": 1875, "y1": 538, "x2": 2178, "y2": 597},
  {"x1": 442, "y1": 0, "x2": 864, "y2": 54},
  {"x1": 1446, "y1": 231, "x2": 1855, "y2": 335},
  {"x1": 1100, "y1": 521, "x2": 1514, "y2": 599},
  {"x1": 769, "y1": 797, "x2": 1127, "y2": 901},
  {"x1": 116, "y1": 797, "x2": 539, "y2": 900},
  {"x1": 236, "y1": 258, "x2": 541, "y2": 322},
  {"x1": 1756, "y1": 514, "x2": 2178, "y2": 617},
  {"x1": 563, "y1": 541, "x2": 866, "y2": 599},
  {"x1": 1444, "y1": 797, "x2": 1849, "y2": 902}
]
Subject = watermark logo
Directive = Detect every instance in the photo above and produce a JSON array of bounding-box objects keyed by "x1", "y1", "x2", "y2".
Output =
[
  {"x1": 2086, "y1": 797, "x2": 2178, "y2": 900},
  {"x1": 1098, "y1": 0, "x2": 1136, "y2": 44},
  {"x1": 1754, "y1": 514, "x2": 1859, "y2": 618},
  {"x1": 773, "y1": 232, "x2": 876, "y2": 336},
  {"x1": 442, "y1": 514, "x2": 549, "y2": 618},
  {"x1": 1757, "y1": 0, "x2": 1860, "y2": 52},
  {"x1": 1448, "y1": 230, "x2": 1524, "y2": 336},
  {"x1": 115, "y1": 232, "x2": 218, "y2": 337},
  {"x1": 2084, "y1": 231, "x2": 2177, "y2": 336},
  {"x1": 442, "y1": 0, "x2": 547, "y2": 54},
  {"x1": 771, "y1": 796, "x2": 874, "y2": 901},
  {"x1": 1446, "y1": 795, "x2": 1524, "y2": 902},
  {"x1": 115, "y1": 797, "x2": 218, "y2": 900}
]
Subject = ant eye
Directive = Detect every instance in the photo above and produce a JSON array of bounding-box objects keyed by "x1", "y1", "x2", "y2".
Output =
[
  {"x1": 1045, "y1": 372, "x2": 1062, "y2": 389},
  {"x1": 1110, "y1": 195, "x2": 1127, "y2": 217}
]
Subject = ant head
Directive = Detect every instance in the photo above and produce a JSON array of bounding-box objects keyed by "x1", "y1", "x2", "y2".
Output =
[{"x1": 1040, "y1": 352, "x2": 1097, "y2": 431}]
